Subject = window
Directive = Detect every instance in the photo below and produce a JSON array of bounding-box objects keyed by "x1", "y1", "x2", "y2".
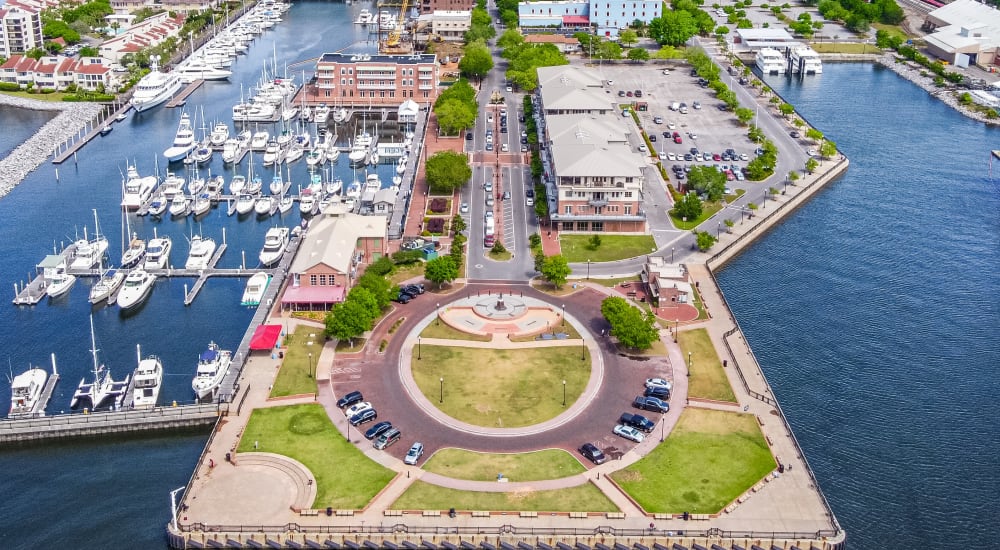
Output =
[
  {"x1": 562, "y1": 221, "x2": 574, "y2": 231},
  {"x1": 576, "y1": 221, "x2": 589, "y2": 231},
  {"x1": 309, "y1": 275, "x2": 317, "y2": 286},
  {"x1": 319, "y1": 275, "x2": 327, "y2": 286},
  {"x1": 625, "y1": 191, "x2": 633, "y2": 197},
  {"x1": 564, "y1": 205, "x2": 572, "y2": 214},
  {"x1": 592, "y1": 222, "x2": 604, "y2": 232},
  {"x1": 624, "y1": 205, "x2": 632, "y2": 215}
]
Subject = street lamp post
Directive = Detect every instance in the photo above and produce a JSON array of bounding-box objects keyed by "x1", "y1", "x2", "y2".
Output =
[
  {"x1": 674, "y1": 319, "x2": 678, "y2": 343},
  {"x1": 562, "y1": 380, "x2": 567, "y2": 406},
  {"x1": 671, "y1": 247, "x2": 675, "y2": 263},
  {"x1": 587, "y1": 259, "x2": 591, "y2": 280},
  {"x1": 439, "y1": 377, "x2": 444, "y2": 403},
  {"x1": 418, "y1": 337, "x2": 422, "y2": 360},
  {"x1": 436, "y1": 302, "x2": 440, "y2": 325},
  {"x1": 308, "y1": 352, "x2": 313, "y2": 378},
  {"x1": 717, "y1": 222, "x2": 721, "y2": 238},
  {"x1": 688, "y1": 351, "x2": 693, "y2": 375},
  {"x1": 581, "y1": 339, "x2": 586, "y2": 361},
  {"x1": 561, "y1": 304, "x2": 565, "y2": 327}
]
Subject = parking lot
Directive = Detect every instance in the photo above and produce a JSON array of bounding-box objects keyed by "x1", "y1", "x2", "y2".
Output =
[{"x1": 597, "y1": 64, "x2": 759, "y2": 186}]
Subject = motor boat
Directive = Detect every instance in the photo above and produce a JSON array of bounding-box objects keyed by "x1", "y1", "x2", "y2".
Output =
[
  {"x1": 189, "y1": 143, "x2": 213, "y2": 165},
  {"x1": 163, "y1": 113, "x2": 197, "y2": 162},
  {"x1": 278, "y1": 195, "x2": 293, "y2": 214},
  {"x1": 147, "y1": 194, "x2": 168, "y2": 217},
  {"x1": 188, "y1": 175, "x2": 206, "y2": 195},
  {"x1": 192, "y1": 193, "x2": 213, "y2": 216},
  {"x1": 250, "y1": 131, "x2": 270, "y2": 150},
  {"x1": 396, "y1": 156, "x2": 407, "y2": 175},
  {"x1": 185, "y1": 235, "x2": 217, "y2": 270},
  {"x1": 326, "y1": 144, "x2": 341, "y2": 163},
  {"x1": 191, "y1": 342, "x2": 232, "y2": 400},
  {"x1": 205, "y1": 175, "x2": 224, "y2": 200},
  {"x1": 88, "y1": 267, "x2": 125, "y2": 304},
  {"x1": 70, "y1": 210, "x2": 109, "y2": 270},
  {"x1": 313, "y1": 103, "x2": 330, "y2": 124},
  {"x1": 258, "y1": 227, "x2": 290, "y2": 266},
  {"x1": 284, "y1": 141, "x2": 304, "y2": 163},
  {"x1": 71, "y1": 316, "x2": 129, "y2": 411},
  {"x1": 229, "y1": 174, "x2": 247, "y2": 195},
  {"x1": 160, "y1": 172, "x2": 186, "y2": 198},
  {"x1": 130, "y1": 345, "x2": 163, "y2": 410},
  {"x1": 130, "y1": 59, "x2": 183, "y2": 113},
  {"x1": 121, "y1": 166, "x2": 158, "y2": 210},
  {"x1": 262, "y1": 139, "x2": 282, "y2": 166},
  {"x1": 209, "y1": 122, "x2": 230, "y2": 147},
  {"x1": 254, "y1": 195, "x2": 275, "y2": 216},
  {"x1": 174, "y1": 59, "x2": 233, "y2": 83},
  {"x1": 235, "y1": 193, "x2": 257, "y2": 215},
  {"x1": 8, "y1": 363, "x2": 50, "y2": 418},
  {"x1": 305, "y1": 147, "x2": 326, "y2": 167},
  {"x1": 298, "y1": 189, "x2": 317, "y2": 215},
  {"x1": 116, "y1": 268, "x2": 156, "y2": 310},
  {"x1": 240, "y1": 272, "x2": 271, "y2": 306},
  {"x1": 169, "y1": 193, "x2": 190, "y2": 217},
  {"x1": 143, "y1": 236, "x2": 172, "y2": 270},
  {"x1": 45, "y1": 265, "x2": 76, "y2": 298},
  {"x1": 121, "y1": 235, "x2": 146, "y2": 269}
]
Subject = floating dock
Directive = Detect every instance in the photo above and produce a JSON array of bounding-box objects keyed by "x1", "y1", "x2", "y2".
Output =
[
  {"x1": 12, "y1": 243, "x2": 78, "y2": 305},
  {"x1": 165, "y1": 80, "x2": 205, "y2": 109},
  {"x1": 52, "y1": 103, "x2": 131, "y2": 165},
  {"x1": 0, "y1": 403, "x2": 223, "y2": 444}
]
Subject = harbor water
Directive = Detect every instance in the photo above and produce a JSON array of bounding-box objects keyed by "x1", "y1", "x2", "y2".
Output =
[
  {"x1": 0, "y1": 6, "x2": 995, "y2": 547},
  {"x1": 0, "y1": 105, "x2": 55, "y2": 158}
]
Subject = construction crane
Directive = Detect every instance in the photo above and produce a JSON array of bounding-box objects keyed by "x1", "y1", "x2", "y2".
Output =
[{"x1": 377, "y1": 0, "x2": 412, "y2": 54}]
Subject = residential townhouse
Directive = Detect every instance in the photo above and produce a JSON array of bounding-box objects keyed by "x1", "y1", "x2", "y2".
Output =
[{"x1": 0, "y1": 54, "x2": 113, "y2": 91}]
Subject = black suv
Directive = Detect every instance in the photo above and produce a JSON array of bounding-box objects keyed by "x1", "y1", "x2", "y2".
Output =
[
  {"x1": 578, "y1": 443, "x2": 607, "y2": 465},
  {"x1": 336, "y1": 390, "x2": 363, "y2": 409},
  {"x1": 403, "y1": 284, "x2": 425, "y2": 296},
  {"x1": 644, "y1": 386, "x2": 670, "y2": 400},
  {"x1": 633, "y1": 396, "x2": 669, "y2": 413},
  {"x1": 620, "y1": 412, "x2": 656, "y2": 433},
  {"x1": 349, "y1": 408, "x2": 378, "y2": 426},
  {"x1": 393, "y1": 291, "x2": 412, "y2": 304}
]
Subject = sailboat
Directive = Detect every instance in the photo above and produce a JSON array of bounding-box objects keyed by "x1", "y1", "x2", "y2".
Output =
[
  {"x1": 88, "y1": 256, "x2": 125, "y2": 305},
  {"x1": 120, "y1": 208, "x2": 145, "y2": 269},
  {"x1": 70, "y1": 209, "x2": 110, "y2": 270},
  {"x1": 71, "y1": 316, "x2": 130, "y2": 410}
]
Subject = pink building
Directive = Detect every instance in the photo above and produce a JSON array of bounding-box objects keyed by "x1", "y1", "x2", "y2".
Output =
[{"x1": 0, "y1": 54, "x2": 112, "y2": 91}]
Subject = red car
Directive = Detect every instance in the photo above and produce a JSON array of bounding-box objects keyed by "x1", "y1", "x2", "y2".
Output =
[{"x1": 674, "y1": 135, "x2": 683, "y2": 144}]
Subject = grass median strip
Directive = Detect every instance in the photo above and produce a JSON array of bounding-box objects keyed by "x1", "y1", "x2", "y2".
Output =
[
  {"x1": 413, "y1": 345, "x2": 591, "y2": 428},
  {"x1": 423, "y1": 448, "x2": 585, "y2": 482},
  {"x1": 391, "y1": 481, "x2": 618, "y2": 512},
  {"x1": 270, "y1": 326, "x2": 323, "y2": 397},
  {"x1": 559, "y1": 235, "x2": 657, "y2": 263},
  {"x1": 677, "y1": 328, "x2": 737, "y2": 402},
  {"x1": 237, "y1": 404, "x2": 395, "y2": 509},
  {"x1": 612, "y1": 408, "x2": 776, "y2": 514}
]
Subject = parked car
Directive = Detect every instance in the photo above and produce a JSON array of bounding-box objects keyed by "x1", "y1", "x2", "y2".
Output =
[
  {"x1": 344, "y1": 401, "x2": 373, "y2": 417},
  {"x1": 525, "y1": 189, "x2": 535, "y2": 198},
  {"x1": 404, "y1": 442, "x2": 425, "y2": 465},
  {"x1": 393, "y1": 291, "x2": 411, "y2": 304},
  {"x1": 644, "y1": 386, "x2": 671, "y2": 400},
  {"x1": 526, "y1": 197, "x2": 534, "y2": 206},
  {"x1": 673, "y1": 135, "x2": 683, "y2": 144},
  {"x1": 336, "y1": 391, "x2": 364, "y2": 409},
  {"x1": 349, "y1": 408, "x2": 378, "y2": 426},
  {"x1": 645, "y1": 378, "x2": 673, "y2": 391},
  {"x1": 633, "y1": 395, "x2": 669, "y2": 413},
  {"x1": 653, "y1": 116, "x2": 663, "y2": 124},
  {"x1": 466, "y1": 132, "x2": 473, "y2": 140},
  {"x1": 403, "y1": 284, "x2": 425, "y2": 296},
  {"x1": 649, "y1": 134, "x2": 656, "y2": 142},
  {"x1": 613, "y1": 424, "x2": 645, "y2": 443},
  {"x1": 693, "y1": 101, "x2": 701, "y2": 110},
  {"x1": 578, "y1": 443, "x2": 607, "y2": 465},
  {"x1": 638, "y1": 144, "x2": 648, "y2": 152},
  {"x1": 634, "y1": 89, "x2": 642, "y2": 97},
  {"x1": 620, "y1": 412, "x2": 656, "y2": 433},
  {"x1": 460, "y1": 202, "x2": 469, "y2": 214},
  {"x1": 365, "y1": 421, "x2": 393, "y2": 440},
  {"x1": 373, "y1": 428, "x2": 402, "y2": 450}
]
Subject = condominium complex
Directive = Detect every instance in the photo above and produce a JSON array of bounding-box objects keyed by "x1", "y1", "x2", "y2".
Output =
[
  {"x1": 0, "y1": 1, "x2": 43, "y2": 58},
  {"x1": 308, "y1": 53, "x2": 439, "y2": 107}
]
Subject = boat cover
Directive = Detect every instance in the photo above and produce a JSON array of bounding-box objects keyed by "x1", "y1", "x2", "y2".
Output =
[
  {"x1": 200, "y1": 348, "x2": 219, "y2": 362},
  {"x1": 249, "y1": 324, "x2": 282, "y2": 350}
]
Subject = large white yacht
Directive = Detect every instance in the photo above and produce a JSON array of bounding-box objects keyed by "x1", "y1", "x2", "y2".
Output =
[
  {"x1": 130, "y1": 59, "x2": 183, "y2": 113},
  {"x1": 121, "y1": 165, "x2": 159, "y2": 210},
  {"x1": 143, "y1": 236, "x2": 172, "y2": 270},
  {"x1": 116, "y1": 268, "x2": 157, "y2": 310},
  {"x1": 755, "y1": 47, "x2": 786, "y2": 75},
  {"x1": 258, "y1": 226, "x2": 290, "y2": 266},
  {"x1": 130, "y1": 345, "x2": 163, "y2": 409},
  {"x1": 70, "y1": 209, "x2": 109, "y2": 270},
  {"x1": 163, "y1": 112, "x2": 198, "y2": 162},
  {"x1": 8, "y1": 362, "x2": 50, "y2": 418},
  {"x1": 174, "y1": 58, "x2": 233, "y2": 83},
  {"x1": 240, "y1": 272, "x2": 271, "y2": 306},
  {"x1": 789, "y1": 46, "x2": 823, "y2": 75},
  {"x1": 191, "y1": 342, "x2": 232, "y2": 400},
  {"x1": 185, "y1": 235, "x2": 217, "y2": 270}
]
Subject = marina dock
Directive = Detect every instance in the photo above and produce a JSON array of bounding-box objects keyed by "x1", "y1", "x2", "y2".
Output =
[
  {"x1": 12, "y1": 243, "x2": 79, "y2": 305},
  {"x1": 51, "y1": 102, "x2": 132, "y2": 165},
  {"x1": 165, "y1": 80, "x2": 205, "y2": 109},
  {"x1": 183, "y1": 243, "x2": 227, "y2": 304},
  {"x1": 0, "y1": 403, "x2": 223, "y2": 444}
]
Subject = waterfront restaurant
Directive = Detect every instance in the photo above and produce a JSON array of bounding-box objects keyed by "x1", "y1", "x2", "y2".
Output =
[{"x1": 282, "y1": 205, "x2": 388, "y2": 311}]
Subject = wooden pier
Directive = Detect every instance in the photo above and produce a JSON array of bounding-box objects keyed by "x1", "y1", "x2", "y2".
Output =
[
  {"x1": 183, "y1": 243, "x2": 227, "y2": 305},
  {"x1": 52, "y1": 103, "x2": 132, "y2": 165},
  {"x1": 165, "y1": 80, "x2": 205, "y2": 109},
  {"x1": 0, "y1": 403, "x2": 223, "y2": 444},
  {"x1": 12, "y1": 244, "x2": 79, "y2": 305}
]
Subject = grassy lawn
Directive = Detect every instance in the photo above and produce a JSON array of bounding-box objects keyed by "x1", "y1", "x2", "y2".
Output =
[
  {"x1": 530, "y1": 280, "x2": 582, "y2": 296},
  {"x1": 671, "y1": 202, "x2": 724, "y2": 231},
  {"x1": 588, "y1": 276, "x2": 643, "y2": 288},
  {"x1": 871, "y1": 23, "x2": 907, "y2": 42},
  {"x1": 271, "y1": 327, "x2": 324, "y2": 397},
  {"x1": 611, "y1": 408, "x2": 776, "y2": 514},
  {"x1": 237, "y1": 404, "x2": 395, "y2": 509},
  {"x1": 559, "y1": 235, "x2": 657, "y2": 263},
  {"x1": 691, "y1": 286, "x2": 708, "y2": 321},
  {"x1": 420, "y1": 321, "x2": 492, "y2": 342},
  {"x1": 510, "y1": 321, "x2": 580, "y2": 342},
  {"x1": 488, "y1": 249, "x2": 513, "y2": 261},
  {"x1": 413, "y1": 345, "x2": 591, "y2": 427},
  {"x1": 391, "y1": 481, "x2": 617, "y2": 512},
  {"x1": 809, "y1": 42, "x2": 871, "y2": 54},
  {"x1": 423, "y1": 449, "x2": 585, "y2": 481},
  {"x1": 0, "y1": 90, "x2": 71, "y2": 102},
  {"x1": 389, "y1": 263, "x2": 426, "y2": 285},
  {"x1": 336, "y1": 338, "x2": 366, "y2": 353},
  {"x1": 677, "y1": 328, "x2": 737, "y2": 403}
]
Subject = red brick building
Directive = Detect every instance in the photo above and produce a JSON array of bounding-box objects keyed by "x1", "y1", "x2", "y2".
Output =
[
  {"x1": 420, "y1": 0, "x2": 475, "y2": 15},
  {"x1": 305, "y1": 52, "x2": 439, "y2": 108}
]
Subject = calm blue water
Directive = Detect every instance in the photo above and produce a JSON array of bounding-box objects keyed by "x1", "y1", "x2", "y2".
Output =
[
  {"x1": 718, "y1": 63, "x2": 1000, "y2": 548},
  {"x1": 0, "y1": 105, "x2": 55, "y2": 158}
]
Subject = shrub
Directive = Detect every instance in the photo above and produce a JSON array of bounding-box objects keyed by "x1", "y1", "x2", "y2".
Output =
[
  {"x1": 429, "y1": 198, "x2": 448, "y2": 213},
  {"x1": 427, "y1": 218, "x2": 445, "y2": 234}
]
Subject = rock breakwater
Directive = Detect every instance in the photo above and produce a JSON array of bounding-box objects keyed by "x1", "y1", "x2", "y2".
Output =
[
  {"x1": 876, "y1": 53, "x2": 999, "y2": 126},
  {"x1": 0, "y1": 94, "x2": 105, "y2": 199}
]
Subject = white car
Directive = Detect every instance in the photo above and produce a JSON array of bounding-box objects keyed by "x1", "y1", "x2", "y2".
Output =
[
  {"x1": 638, "y1": 144, "x2": 648, "y2": 153},
  {"x1": 658, "y1": 151, "x2": 668, "y2": 161},
  {"x1": 662, "y1": 69, "x2": 670, "y2": 76},
  {"x1": 807, "y1": 148, "x2": 817, "y2": 156},
  {"x1": 485, "y1": 210, "x2": 494, "y2": 219},
  {"x1": 689, "y1": 132, "x2": 698, "y2": 139},
  {"x1": 668, "y1": 152, "x2": 677, "y2": 161},
  {"x1": 667, "y1": 122, "x2": 676, "y2": 130},
  {"x1": 645, "y1": 378, "x2": 673, "y2": 392},
  {"x1": 460, "y1": 202, "x2": 469, "y2": 214},
  {"x1": 613, "y1": 424, "x2": 645, "y2": 443},
  {"x1": 344, "y1": 401, "x2": 373, "y2": 417},
  {"x1": 739, "y1": 153, "x2": 749, "y2": 161},
  {"x1": 526, "y1": 197, "x2": 534, "y2": 206},
  {"x1": 404, "y1": 442, "x2": 424, "y2": 465}
]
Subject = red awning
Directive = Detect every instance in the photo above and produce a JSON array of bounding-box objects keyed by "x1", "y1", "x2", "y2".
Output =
[
  {"x1": 249, "y1": 324, "x2": 283, "y2": 350},
  {"x1": 281, "y1": 285, "x2": 346, "y2": 305},
  {"x1": 562, "y1": 15, "x2": 589, "y2": 25}
]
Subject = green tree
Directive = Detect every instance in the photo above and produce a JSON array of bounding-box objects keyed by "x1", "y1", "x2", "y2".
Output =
[
  {"x1": 425, "y1": 255, "x2": 459, "y2": 288},
  {"x1": 619, "y1": 29, "x2": 638, "y2": 47},
  {"x1": 367, "y1": 256, "x2": 394, "y2": 276},
  {"x1": 601, "y1": 297, "x2": 659, "y2": 350},
  {"x1": 529, "y1": 233, "x2": 542, "y2": 248},
  {"x1": 596, "y1": 41, "x2": 622, "y2": 59},
  {"x1": 435, "y1": 99, "x2": 476, "y2": 136},
  {"x1": 819, "y1": 139, "x2": 837, "y2": 158},
  {"x1": 540, "y1": 254, "x2": 571, "y2": 288},
  {"x1": 627, "y1": 47, "x2": 650, "y2": 62},
  {"x1": 715, "y1": 25, "x2": 731, "y2": 36},
  {"x1": 534, "y1": 250, "x2": 547, "y2": 273},
  {"x1": 650, "y1": 10, "x2": 700, "y2": 46},
  {"x1": 588, "y1": 234, "x2": 602, "y2": 249},
  {"x1": 672, "y1": 192, "x2": 703, "y2": 221},
  {"x1": 459, "y1": 41, "x2": 493, "y2": 80},
  {"x1": 497, "y1": 29, "x2": 524, "y2": 51},
  {"x1": 687, "y1": 166, "x2": 727, "y2": 201},
  {"x1": 748, "y1": 125, "x2": 765, "y2": 142},
  {"x1": 452, "y1": 214, "x2": 467, "y2": 234},
  {"x1": 778, "y1": 102, "x2": 795, "y2": 117},
  {"x1": 425, "y1": 151, "x2": 472, "y2": 193},
  {"x1": 735, "y1": 107, "x2": 754, "y2": 125},
  {"x1": 355, "y1": 271, "x2": 393, "y2": 310},
  {"x1": 347, "y1": 286, "x2": 381, "y2": 320},
  {"x1": 805, "y1": 157, "x2": 819, "y2": 173},
  {"x1": 79, "y1": 46, "x2": 99, "y2": 57},
  {"x1": 325, "y1": 299, "x2": 373, "y2": 346},
  {"x1": 695, "y1": 230, "x2": 717, "y2": 251},
  {"x1": 805, "y1": 128, "x2": 824, "y2": 141},
  {"x1": 26, "y1": 48, "x2": 46, "y2": 60}
]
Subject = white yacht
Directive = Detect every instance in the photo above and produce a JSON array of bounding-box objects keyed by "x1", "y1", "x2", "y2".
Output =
[
  {"x1": 305, "y1": 146, "x2": 326, "y2": 167},
  {"x1": 240, "y1": 272, "x2": 271, "y2": 306},
  {"x1": 209, "y1": 122, "x2": 230, "y2": 146},
  {"x1": 354, "y1": 9, "x2": 373, "y2": 24},
  {"x1": 278, "y1": 195, "x2": 293, "y2": 214},
  {"x1": 191, "y1": 342, "x2": 232, "y2": 400},
  {"x1": 755, "y1": 47, "x2": 786, "y2": 75},
  {"x1": 169, "y1": 193, "x2": 190, "y2": 217},
  {"x1": 8, "y1": 363, "x2": 50, "y2": 418},
  {"x1": 143, "y1": 236, "x2": 172, "y2": 270},
  {"x1": 326, "y1": 177, "x2": 343, "y2": 196},
  {"x1": 229, "y1": 174, "x2": 247, "y2": 195},
  {"x1": 70, "y1": 210, "x2": 109, "y2": 270},
  {"x1": 174, "y1": 59, "x2": 233, "y2": 83},
  {"x1": 192, "y1": 193, "x2": 213, "y2": 216},
  {"x1": 262, "y1": 139, "x2": 282, "y2": 166},
  {"x1": 185, "y1": 235, "x2": 217, "y2": 270},
  {"x1": 789, "y1": 46, "x2": 823, "y2": 75},
  {"x1": 121, "y1": 165, "x2": 158, "y2": 210},
  {"x1": 163, "y1": 113, "x2": 198, "y2": 162},
  {"x1": 160, "y1": 172, "x2": 186, "y2": 198},
  {"x1": 258, "y1": 226, "x2": 290, "y2": 266},
  {"x1": 313, "y1": 103, "x2": 330, "y2": 124},
  {"x1": 121, "y1": 234, "x2": 146, "y2": 269},
  {"x1": 88, "y1": 267, "x2": 125, "y2": 305},
  {"x1": 235, "y1": 193, "x2": 257, "y2": 215},
  {"x1": 130, "y1": 345, "x2": 163, "y2": 409},
  {"x1": 396, "y1": 156, "x2": 407, "y2": 175},
  {"x1": 71, "y1": 316, "x2": 129, "y2": 411},
  {"x1": 298, "y1": 189, "x2": 317, "y2": 215},
  {"x1": 250, "y1": 130, "x2": 270, "y2": 150},
  {"x1": 130, "y1": 59, "x2": 183, "y2": 113},
  {"x1": 147, "y1": 194, "x2": 168, "y2": 217},
  {"x1": 269, "y1": 175, "x2": 285, "y2": 195},
  {"x1": 116, "y1": 268, "x2": 156, "y2": 310},
  {"x1": 246, "y1": 176, "x2": 263, "y2": 195},
  {"x1": 254, "y1": 195, "x2": 276, "y2": 216}
]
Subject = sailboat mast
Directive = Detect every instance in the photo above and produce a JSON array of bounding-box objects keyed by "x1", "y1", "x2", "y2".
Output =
[{"x1": 89, "y1": 315, "x2": 100, "y2": 376}]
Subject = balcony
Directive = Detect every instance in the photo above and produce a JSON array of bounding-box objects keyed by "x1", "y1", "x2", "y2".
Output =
[{"x1": 588, "y1": 198, "x2": 609, "y2": 208}]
